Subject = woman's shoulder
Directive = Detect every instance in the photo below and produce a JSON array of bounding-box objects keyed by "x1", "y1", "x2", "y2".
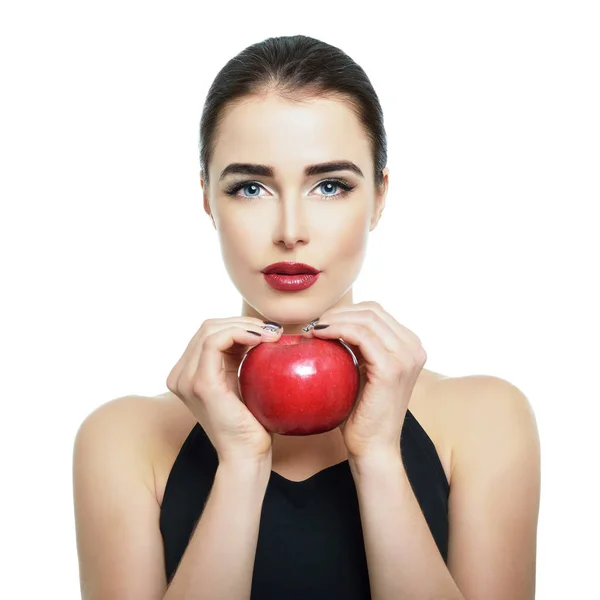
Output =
[
  {"x1": 78, "y1": 392, "x2": 198, "y2": 507},
  {"x1": 416, "y1": 371, "x2": 533, "y2": 488},
  {"x1": 116, "y1": 369, "x2": 511, "y2": 504},
  {"x1": 123, "y1": 392, "x2": 200, "y2": 507}
]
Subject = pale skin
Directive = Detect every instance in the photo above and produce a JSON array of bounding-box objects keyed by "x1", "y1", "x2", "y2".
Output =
[{"x1": 73, "y1": 90, "x2": 541, "y2": 600}]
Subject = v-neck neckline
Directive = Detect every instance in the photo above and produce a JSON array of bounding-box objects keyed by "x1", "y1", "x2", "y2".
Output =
[
  {"x1": 267, "y1": 459, "x2": 352, "y2": 510},
  {"x1": 270, "y1": 457, "x2": 350, "y2": 486},
  {"x1": 267, "y1": 409, "x2": 417, "y2": 487}
]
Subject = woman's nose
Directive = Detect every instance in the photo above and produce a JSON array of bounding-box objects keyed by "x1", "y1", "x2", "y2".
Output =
[{"x1": 273, "y1": 196, "x2": 310, "y2": 248}]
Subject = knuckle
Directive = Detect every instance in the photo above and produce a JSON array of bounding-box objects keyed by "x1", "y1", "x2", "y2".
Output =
[
  {"x1": 368, "y1": 310, "x2": 379, "y2": 321},
  {"x1": 203, "y1": 331, "x2": 220, "y2": 349},
  {"x1": 410, "y1": 331, "x2": 423, "y2": 345},
  {"x1": 166, "y1": 374, "x2": 176, "y2": 392},
  {"x1": 166, "y1": 367, "x2": 180, "y2": 392},
  {"x1": 199, "y1": 319, "x2": 217, "y2": 336}
]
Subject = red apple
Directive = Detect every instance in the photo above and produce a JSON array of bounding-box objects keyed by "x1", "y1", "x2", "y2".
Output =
[{"x1": 238, "y1": 333, "x2": 360, "y2": 435}]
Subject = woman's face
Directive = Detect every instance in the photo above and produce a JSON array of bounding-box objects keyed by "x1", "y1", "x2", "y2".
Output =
[{"x1": 202, "y1": 93, "x2": 388, "y2": 333}]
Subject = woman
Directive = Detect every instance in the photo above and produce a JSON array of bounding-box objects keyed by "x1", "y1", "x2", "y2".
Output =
[{"x1": 73, "y1": 35, "x2": 541, "y2": 600}]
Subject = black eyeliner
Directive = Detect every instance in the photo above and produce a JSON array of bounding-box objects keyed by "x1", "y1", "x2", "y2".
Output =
[{"x1": 224, "y1": 178, "x2": 356, "y2": 197}]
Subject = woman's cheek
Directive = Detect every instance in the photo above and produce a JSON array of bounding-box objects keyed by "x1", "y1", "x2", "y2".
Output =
[{"x1": 333, "y1": 214, "x2": 371, "y2": 261}]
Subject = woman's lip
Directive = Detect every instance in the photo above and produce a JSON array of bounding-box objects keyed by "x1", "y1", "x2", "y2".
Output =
[
  {"x1": 262, "y1": 262, "x2": 320, "y2": 275},
  {"x1": 263, "y1": 272, "x2": 319, "y2": 291}
]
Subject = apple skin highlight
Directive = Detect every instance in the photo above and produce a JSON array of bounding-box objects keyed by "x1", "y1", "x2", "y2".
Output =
[{"x1": 238, "y1": 334, "x2": 360, "y2": 435}]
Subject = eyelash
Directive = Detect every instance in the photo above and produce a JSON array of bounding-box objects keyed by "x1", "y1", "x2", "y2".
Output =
[{"x1": 224, "y1": 178, "x2": 357, "y2": 201}]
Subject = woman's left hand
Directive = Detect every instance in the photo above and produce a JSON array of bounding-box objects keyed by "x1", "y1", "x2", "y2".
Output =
[{"x1": 302, "y1": 301, "x2": 427, "y2": 463}]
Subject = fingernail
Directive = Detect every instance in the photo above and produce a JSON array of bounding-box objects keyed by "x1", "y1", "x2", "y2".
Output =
[
  {"x1": 262, "y1": 324, "x2": 281, "y2": 334},
  {"x1": 302, "y1": 319, "x2": 320, "y2": 333},
  {"x1": 263, "y1": 320, "x2": 282, "y2": 328},
  {"x1": 313, "y1": 324, "x2": 330, "y2": 329}
]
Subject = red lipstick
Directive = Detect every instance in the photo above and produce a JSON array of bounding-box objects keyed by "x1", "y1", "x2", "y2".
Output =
[{"x1": 261, "y1": 262, "x2": 320, "y2": 291}]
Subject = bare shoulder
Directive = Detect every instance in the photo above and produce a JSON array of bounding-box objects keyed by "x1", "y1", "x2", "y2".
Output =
[
  {"x1": 86, "y1": 372, "x2": 536, "y2": 505},
  {"x1": 73, "y1": 395, "x2": 191, "y2": 597},
  {"x1": 421, "y1": 374, "x2": 538, "y2": 486},
  {"x1": 75, "y1": 393, "x2": 197, "y2": 507}
]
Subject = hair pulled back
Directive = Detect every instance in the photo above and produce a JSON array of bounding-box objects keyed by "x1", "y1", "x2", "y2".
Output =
[{"x1": 199, "y1": 35, "x2": 387, "y2": 188}]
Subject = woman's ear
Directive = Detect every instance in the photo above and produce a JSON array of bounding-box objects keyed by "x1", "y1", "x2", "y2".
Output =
[
  {"x1": 201, "y1": 173, "x2": 216, "y2": 230},
  {"x1": 370, "y1": 167, "x2": 389, "y2": 231}
]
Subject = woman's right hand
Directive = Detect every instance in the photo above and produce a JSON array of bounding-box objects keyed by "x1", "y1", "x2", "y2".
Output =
[{"x1": 166, "y1": 317, "x2": 283, "y2": 467}]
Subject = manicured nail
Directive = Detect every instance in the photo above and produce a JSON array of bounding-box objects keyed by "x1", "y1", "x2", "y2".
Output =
[
  {"x1": 262, "y1": 324, "x2": 281, "y2": 334},
  {"x1": 246, "y1": 330, "x2": 262, "y2": 336},
  {"x1": 263, "y1": 321, "x2": 282, "y2": 328},
  {"x1": 302, "y1": 319, "x2": 320, "y2": 333},
  {"x1": 313, "y1": 324, "x2": 330, "y2": 329}
]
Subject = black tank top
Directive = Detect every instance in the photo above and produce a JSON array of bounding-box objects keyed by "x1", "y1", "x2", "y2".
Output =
[{"x1": 159, "y1": 409, "x2": 449, "y2": 599}]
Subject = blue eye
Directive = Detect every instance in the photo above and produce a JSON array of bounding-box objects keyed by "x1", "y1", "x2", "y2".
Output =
[
  {"x1": 319, "y1": 181, "x2": 341, "y2": 196},
  {"x1": 224, "y1": 178, "x2": 356, "y2": 200},
  {"x1": 315, "y1": 179, "x2": 356, "y2": 198},
  {"x1": 240, "y1": 183, "x2": 261, "y2": 197},
  {"x1": 223, "y1": 182, "x2": 264, "y2": 199}
]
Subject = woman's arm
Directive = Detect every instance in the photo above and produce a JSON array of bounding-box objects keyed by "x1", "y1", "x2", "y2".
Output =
[
  {"x1": 351, "y1": 454, "x2": 465, "y2": 600},
  {"x1": 164, "y1": 461, "x2": 271, "y2": 600},
  {"x1": 350, "y1": 377, "x2": 540, "y2": 600}
]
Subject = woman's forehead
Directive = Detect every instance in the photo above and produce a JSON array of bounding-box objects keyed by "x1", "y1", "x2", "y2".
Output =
[{"x1": 212, "y1": 94, "x2": 372, "y2": 173}]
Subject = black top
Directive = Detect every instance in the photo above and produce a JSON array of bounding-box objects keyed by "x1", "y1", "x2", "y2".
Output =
[{"x1": 159, "y1": 410, "x2": 450, "y2": 599}]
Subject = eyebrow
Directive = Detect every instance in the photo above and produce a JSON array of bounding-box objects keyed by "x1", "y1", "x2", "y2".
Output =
[{"x1": 218, "y1": 160, "x2": 364, "y2": 182}]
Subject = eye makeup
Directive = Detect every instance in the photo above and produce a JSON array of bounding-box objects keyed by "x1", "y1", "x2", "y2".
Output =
[{"x1": 223, "y1": 178, "x2": 357, "y2": 201}]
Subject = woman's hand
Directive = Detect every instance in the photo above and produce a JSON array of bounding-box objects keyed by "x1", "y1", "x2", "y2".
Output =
[
  {"x1": 166, "y1": 317, "x2": 283, "y2": 468},
  {"x1": 302, "y1": 301, "x2": 427, "y2": 463}
]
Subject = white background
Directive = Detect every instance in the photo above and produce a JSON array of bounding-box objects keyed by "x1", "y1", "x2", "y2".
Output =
[{"x1": 1, "y1": 1, "x2": 598, "y2": 598}]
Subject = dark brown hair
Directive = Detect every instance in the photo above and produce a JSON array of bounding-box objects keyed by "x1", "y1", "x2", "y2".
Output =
[{"x1": 199, "y1": 35, "x2": 387, "y2": 189}]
